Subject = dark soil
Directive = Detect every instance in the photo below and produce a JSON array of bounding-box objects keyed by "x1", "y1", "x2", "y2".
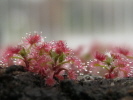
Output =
[{"x1": 1, "y1": 65, "x2": 133, "y2": 100}]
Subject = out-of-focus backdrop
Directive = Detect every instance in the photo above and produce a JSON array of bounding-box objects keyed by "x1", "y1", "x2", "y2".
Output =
[{"x1": 0, "y1": 0, "x2": 133, "y2": 48}]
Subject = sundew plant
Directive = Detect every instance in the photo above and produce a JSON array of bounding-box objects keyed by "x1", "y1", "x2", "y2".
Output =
[
  {"x1": 0, "y1": 33, "x2": 83, "y2": 86},
  {"x1": 80, "y1": 44, "x2": 133, "y2": 79}
]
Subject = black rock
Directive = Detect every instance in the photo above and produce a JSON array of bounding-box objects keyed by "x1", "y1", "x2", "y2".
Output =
[
  {"x1": 5, "y1": 65, "x2": 25, "y2": 74},
  {"x1": 1, "y1": 66, "x2": 133, "y2": 100}
]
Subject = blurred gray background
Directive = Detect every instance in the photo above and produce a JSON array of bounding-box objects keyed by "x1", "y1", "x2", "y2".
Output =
[{"x1": 0, "y1": 0, "x2": 133, "y2": 48}]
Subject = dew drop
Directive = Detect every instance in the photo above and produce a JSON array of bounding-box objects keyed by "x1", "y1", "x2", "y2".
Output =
[
  {"x1": 80, "y1": 73, "x2": 84, "y2": 75},
  {"x1": 89, "y1": 71, "x2": 92, "y2": 73},
  {"x1": 18, "y1": 61, "x2": 21, "y2": 64},
  {"x1": 85, "y1": 69, "x2": 88, "y2": 72},
  {"x1": 87, "y1": 62, "x2": 89, "y2": 64},
  {"x1": 87, "y1": 64, "x2": 89, "y2": 66},
  {"x1": 85, "y1": 66, "x2": 88, "y2": 68},
  {"x1": 127, "y1": 64, "x2": 129, "y2": 66},
  {"x1": 94, "y1": 59, "x2": 97, "y2": 61}
]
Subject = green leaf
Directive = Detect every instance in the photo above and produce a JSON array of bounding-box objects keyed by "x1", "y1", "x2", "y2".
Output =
[
  {"x1": 54, "y1": 55, "x2": 60, "y2": 64},
  {"x1": 28, "y1": 58, "x2": 34, "y2": 62},
  {"x1": 57, "y1": 60, "x2": 70, "y2": 66},
  {"x1": 94, "y1": 63, "x2": 109, "y2": 70},
  {"x1": 126, "y1": 56, "x2": 133, "y2": 59},
  {"x1": 58, "y1": 53, "x2": 66, "y2": 63},
  {"x1": 50, "y1": 50, "x2": 59, "y2": 63},
  {"x1": 50, "y1": 50, "x2": 58, "y2": 58},
  {"x1": 104, "y1": 57, "x2": 113, "y2": 66},
  {"x1": 39, "y1": 50, "x2": 44, "y2": 55},
  {"x1": 19, "y1": 48, "x2": 27, "y2": 57}
]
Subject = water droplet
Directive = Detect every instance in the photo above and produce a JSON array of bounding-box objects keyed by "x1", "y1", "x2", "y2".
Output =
[
  {"x1": 80, "y1": 73, "x2": 84, "y2": 75},
  {"x1": 85, "y1": 69, "x2": 88, "y2": 72},
  {"x1": 87, "y1": 64, "x2": 89, "y2": 66},
  {"x1": 97, "y1": 71, "x2": 100, "y2": 74},
  {"x1": 85, "y1": 66, "x2": 88, "y2": 68},
  {"x1": 89, "y1": 71, "x2": 92, "y2": 73},
  {"x1": 94, "y1": 59, "x2": 97, "y2": 61},
  {"x1": 87, "y1": 62, "x2": 89, "y2": 64}
]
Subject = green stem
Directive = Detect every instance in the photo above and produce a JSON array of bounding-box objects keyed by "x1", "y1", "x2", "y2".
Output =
[
  {"x1": 94, "y1": 63, "x2": 109, "y2": 70},
  {"x1": 57, "y1": 60, "x2": 70, "y2": 66},
  {"x1": 11, "y1": 56, "x2": 24, "y2": 60},
  {"x1": 23, "y1": 57, "x2": 29, "y2": 69}
]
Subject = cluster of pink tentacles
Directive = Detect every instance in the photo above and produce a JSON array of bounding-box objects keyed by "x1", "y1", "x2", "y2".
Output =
[{"x1": 0, "y1": 33, "x2": 83, "y2": 86}]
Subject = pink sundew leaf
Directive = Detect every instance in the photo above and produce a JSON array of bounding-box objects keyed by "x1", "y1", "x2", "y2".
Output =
[
  {"x1": 27, "y1": 47, "x2": 40, "y2": 60},
  {"x1": 117, "y1": 47, "x2": 129, "y2": 56},
  {"x1": 54, "y1": 40, "x2": 70, "y2": 54},
  {"x1": 119, "y1": 65, "x2": 130, "y2": 76},
  {"x1": 118, "y1": 71, "x2": 126, "y2": 78},
  {"x1": 113, "y1": 66, "x2": 129, "y2": 78},
  {"x1": 95, "y1": 51, "x2": 106, "y2": 61},
  {"x1": 67, "y1": 70, "x2": 77, "y2": 80},
  {"x1": 24, "y1": 34, "x2": 42, "y2": 45},
  {"x1": 88, "y1": 60, "x2": 108, "y2": 76},
  {"x1": 28, "y1": 57, "x2": 49, "y2": 76},
  {"x1": 66, "y1": 56, "x2": 83, "y2": 68},
  {"x1": 36, "y1": 42, "x2": 52, "y2": 53},
  {"x1": 1, "y1": 46, "x2": 21, "y2": 64},
  {"x1": 29, "y1": 56, "x2": 52, "y2": 70},
  {"x1": 4, "y1": 46, "x2": 21, "y2": 57},
  {"x1": 111, "y1": 53, "x2": 120, "y2": 59},
  {"x1": 114, "y1": 59, "x2": 128, "y2": 68}
]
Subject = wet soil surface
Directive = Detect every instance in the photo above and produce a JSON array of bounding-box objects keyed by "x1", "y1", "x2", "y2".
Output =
[{"x1": 1, "y1": 65, "x2": 133, "y2": 100}]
